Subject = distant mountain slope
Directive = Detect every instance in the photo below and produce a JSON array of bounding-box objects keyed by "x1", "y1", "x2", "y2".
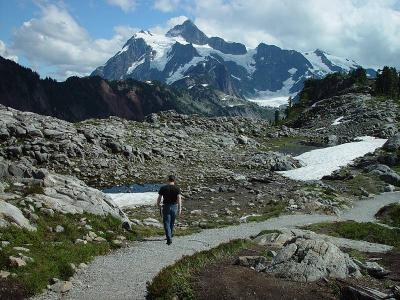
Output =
[
  {"x1": 92, "y1": 20, "x2": 375, "y2": 106},
  {"x1": 0, "y1": 56, "x2": 273, "y2": 122}
]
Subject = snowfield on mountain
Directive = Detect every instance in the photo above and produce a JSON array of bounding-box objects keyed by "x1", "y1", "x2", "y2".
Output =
[{"x1": 91, "y1": 20, "x2": 374, "y2": 106}]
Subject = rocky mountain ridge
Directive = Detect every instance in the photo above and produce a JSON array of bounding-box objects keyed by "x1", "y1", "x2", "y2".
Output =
[
  {"x1": 0, "y1": 56, "x2": 273, "y2": 122},
  {"x1": 92, "y1": 20, "x2": 375, "y2": 103}
]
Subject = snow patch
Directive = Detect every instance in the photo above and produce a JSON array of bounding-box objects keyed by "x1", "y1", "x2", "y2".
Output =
[
  {"x1": 247, "y1": 96, "x2": 289, "y2": 108},
  {"x1": 108, "y1": 192, "x2": 158, "y2": 208},
  {"x1": 127, "y1": 56, "x2": 145, "y2": 74},
  {"x1": 331, "y1": 116, "x2": 344, "y2": 126},
  {"x1": 120, "y1": 45, "x2": 129, "y2": 54},
  {"x1": 325, "y1": 53, "x2": 358, "y2": 71},
  {"x1": 278, "y1": 136, "x2": 387, "y2": 181},
  {"x1": 246, "y1": 76, "x2": 296, "y2": 107},
  {"x1": 231, "y1": 74, "x2": 242, "y2": 81},
  {"x1": 303, "y1": 51, "x2": 331, "y2": 75},
  {"x1": 165, "y1": 56, "x2": 204, "y2": 84}
]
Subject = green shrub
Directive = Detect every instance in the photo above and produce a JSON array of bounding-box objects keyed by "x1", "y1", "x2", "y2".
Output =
[
  {"x1": 376, "y1": 203, "x2": 400, "y2": 227},
  {"x1": 304, "y1": 221, "x2": 400, "y2": 247},
  {"x1": 0, "y1": 211, "x2": 135, "y2": 296}
]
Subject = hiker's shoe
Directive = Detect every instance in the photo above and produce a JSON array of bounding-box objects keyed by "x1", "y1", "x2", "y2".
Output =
[{"x1": 166, "y1": 239, "x2": 172, "y2": 245}]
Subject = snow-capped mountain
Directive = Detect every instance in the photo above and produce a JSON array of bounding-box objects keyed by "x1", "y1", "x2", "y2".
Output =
[{"x1": 92, "y1": 20, "x2": 372, "y2": 107}]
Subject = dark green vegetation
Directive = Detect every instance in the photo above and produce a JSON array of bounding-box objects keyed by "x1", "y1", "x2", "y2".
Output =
[
  {"x1": 146, "y1": 239, "x2": 251, "y2": 300},
  {"x1": 0, "y1": 56, "x2": 273, "y2": 122},
  {"x1": 0, "y1": 212, "x2": 134, "y2": 296},
  {"x1": 246, "y1": 203, "x2": 286, "y2": 222},
  {"x1": 285, "y1": 66, "x2": 400, "y2": 125},
  {"x1": 375, "y1": 66, "x2": 400, "y2": 99},
  {"x1": 376, "y1": 203, "x2": 400, "y2": 227},
  {"x1": 342, "y1": 173, "x2": 385, "y2": 196},
  {"x1": 304, "y1": 221, "x2": 400, "y2": 248},
  {"x1": 289, "y1": 68, "x2": 370, "y2": 116}
]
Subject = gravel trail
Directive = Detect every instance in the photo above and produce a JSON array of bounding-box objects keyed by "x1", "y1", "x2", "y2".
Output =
[{"x1": 34, "y1": 192, "x2": 400, "y2": 300}]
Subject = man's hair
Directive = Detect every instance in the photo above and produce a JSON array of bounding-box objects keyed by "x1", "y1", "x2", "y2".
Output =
[{"x1": 168, "y1": 175, "x2": 176, "y2": 182}]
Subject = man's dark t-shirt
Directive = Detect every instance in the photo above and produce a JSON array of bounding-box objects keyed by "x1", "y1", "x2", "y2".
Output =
[{"x1": 159, "y1": 185, "x2": 181, "y2": 204}]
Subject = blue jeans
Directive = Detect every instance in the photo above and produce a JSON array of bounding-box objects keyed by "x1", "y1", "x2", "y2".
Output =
[{"x1": 162, "y1": 203, "x2": 178, "y2": 242}]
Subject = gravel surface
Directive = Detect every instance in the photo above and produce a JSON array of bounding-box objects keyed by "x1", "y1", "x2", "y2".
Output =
[{"x1": 33, "y1": 192, "x2": 400, "y2": 300}]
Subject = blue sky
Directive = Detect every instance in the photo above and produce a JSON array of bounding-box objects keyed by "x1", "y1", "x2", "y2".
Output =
[
  {"x1": 1, "y1": 0, "x2": 399, "y2": 80},
  {"x1": 0, "y1": 1, "x2": 189, "y2": 42}
]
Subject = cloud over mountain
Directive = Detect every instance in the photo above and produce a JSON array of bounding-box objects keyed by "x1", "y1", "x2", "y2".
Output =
[{"x1": 11, "y1": 4, "x2": 137, "y2": 79}]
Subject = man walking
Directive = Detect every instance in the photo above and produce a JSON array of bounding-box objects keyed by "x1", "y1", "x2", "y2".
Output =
[{"x1": 157, "y1": 175, "x2": 182, "y2": 245}]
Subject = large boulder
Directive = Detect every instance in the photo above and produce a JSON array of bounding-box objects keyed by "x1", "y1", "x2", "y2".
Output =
[
  {"x1": 366, "y1": 164, "x2": 400, "y2": 186},
  {"x1": 265, "y1": 237, "x2": 361, "y2": 282},
  {"x1": 0, "y1": 200, "x2": 36, "y2": 231},
  {"x1": 383, "y1": 134, "x2": 400, "y2": 152},
  {"x1": 36, "y1": 173, "x2": 130, "y2": 221}
]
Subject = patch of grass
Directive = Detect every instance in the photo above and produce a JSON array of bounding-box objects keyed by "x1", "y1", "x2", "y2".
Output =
[
  {"x1": 261, "y1": 136, "x2": 305, "y2": 152},
  {"x1": 346, "y1": 249, "x2": 367, "y2": 262},
  {"x1": 147, "y1": 239, "x2": 251, "y2": 300},
  {"x1": 304, "y1": 221, "x2": 400, "y2": 247},
  {"x1": 343, "y1": 173, "x2": 385, "y2": 196},
  {"x1": 0, "y1": 211, "x2": 135, "y2": 296},
  {"x1": 376, "y1": 203, "x2": 400, "y2": 227},
  {"x1": 392, "y1": 165, "x2": 400, "y2": 174},
  {"x1": 247, "y1": 203, "x2": 286, "y2": 222},
  {"x1": 23, "y1": 184, "x2": 45, "y2": 196}
]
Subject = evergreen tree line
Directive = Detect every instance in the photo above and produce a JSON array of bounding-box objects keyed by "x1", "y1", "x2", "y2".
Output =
[{"x1": 375, "y1": 66, "x2": 400, "y2": 99}]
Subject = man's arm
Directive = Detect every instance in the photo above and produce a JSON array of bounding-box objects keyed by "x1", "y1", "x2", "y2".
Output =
[
  {"x1": 156, "y1": 194, "x2": 162, "y2": 207},
  {"x1": 177, "y1": 194, "x2": 182, "y2": 215}
]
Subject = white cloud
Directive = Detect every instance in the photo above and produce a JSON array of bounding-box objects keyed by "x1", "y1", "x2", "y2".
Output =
[
  {"x1": 190, "y1": 0, "x2": 400, "y2": 69},
  {"x1": 166, "y1": 15, "x2": 188, "y2": 27},
  {"x1": 153, "y1": 0, "x2": 181, "y2": 12},
  {"x1": 146, "y1": 15, "x2": 188, "y2": 36},
  {"x1": 0, "y1": 40, "x2": 18, "y2": 62},
  {"x1": 106, "y1": 0, "x2": 136, "y2": 12},
  {"x1": 11, "y1": 4, "x2": 137, "y2": 79}
]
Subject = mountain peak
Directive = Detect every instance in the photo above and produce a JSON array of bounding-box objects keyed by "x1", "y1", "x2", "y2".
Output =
[
  {"x1": 166, "y1": 19, "x2": 208, "y2": 45},
  {"x1": 314, "y1": 49, "x2": 328, "y2": 56}
]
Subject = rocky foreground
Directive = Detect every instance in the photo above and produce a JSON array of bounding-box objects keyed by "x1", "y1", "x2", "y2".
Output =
[
  {"x1": 1, "y1": 86, "x2": 400, "y2": 297},
  {"x1": 1, "y1": 87, "x2": 400, "y2": 228}
]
